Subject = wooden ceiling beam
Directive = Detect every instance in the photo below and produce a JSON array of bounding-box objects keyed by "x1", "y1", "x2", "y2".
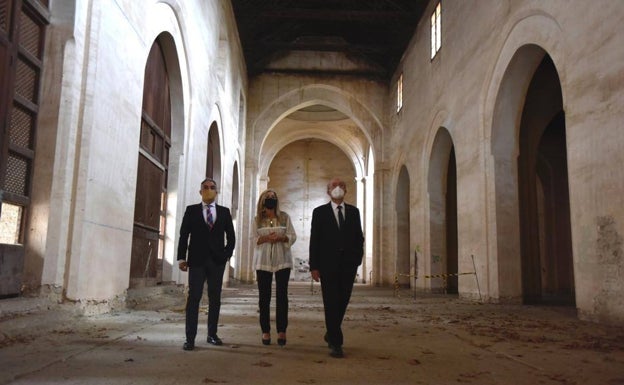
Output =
[{"x1": 237, "y1": 9, "x2": 418, "y2": 22}]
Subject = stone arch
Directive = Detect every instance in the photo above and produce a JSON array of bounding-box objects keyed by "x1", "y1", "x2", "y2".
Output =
[
  {"x1": 258, "y1": 128, "x2": 365, "y2": 179},
  {"x1": 129, "y1": 30, "x2": 186, "y2": 288},
  {"x1": 206, "y1": 122, "x2": 222, "y2": 183},
  {"x1": 426, "y1": 127, "x2": 457, "y2": 294},
  {"x1": 229, "y1": 143, "x2": 244, "y2": 279},
  {"x1": 249, "y1": 84, "x2": 380, "y2": 284},
  {"x1": 482, "y1": 13, "x2": 567, "y2": 301},
  {"x1": 518, "y1": 56, "x2": 573, "y2": 305},
  {"x1": 252, "y1": 84, "x2": 383, "y2": 165},
  {"x1": 152, "y1": 31, "x2": 187, "y2": 285},
  {"x1": 206, "y1": 104, "x2": 225, "y2": 187},
  {"x1": 395, "y1": 166, "x2": 411, "y2": 287},
  {"x1": 137, "y1": 2, "x2": 191, "y2": 286}
]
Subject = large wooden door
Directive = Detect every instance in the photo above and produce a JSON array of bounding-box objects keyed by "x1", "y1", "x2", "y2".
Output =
[
  {"x1": 0, "y1": 0, "x2": 48, "y2": 296},
  {"x1": 129, "y1": 39, "x2": 171, "y2": 288}
]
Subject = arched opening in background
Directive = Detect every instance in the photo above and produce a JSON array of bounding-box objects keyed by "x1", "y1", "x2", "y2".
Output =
[
  {"x1": 518, "y1": 55, "x2": 574, "y2": 305},
  {"x1": 206, "y1": 122, "x2": 221, "y2": 183},
  {"x1": 428, "y1": 128, "x2": 457, "y2": 294},
  {"x1": 267, "y1": 138, "x2": 356, "y2": 281},
  {"x1": 364, "y1": 147, "x2": 375, "y2": 284},
  {"x1": 395, "y1": 166, "x2": 410, "y2": 287},
  {"x1": 446, "y1": 148, "x2": 458, "y2": 294},
  {"x1": 253, "y1": 97, "x2": 376, "y2": 285},
  {"x1": 230, "y1": 161, "x2": 240, "y2": 278}
]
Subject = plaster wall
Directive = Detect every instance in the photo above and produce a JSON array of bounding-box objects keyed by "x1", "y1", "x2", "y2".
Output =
[
  {"x1": 12, "y1": 0, "x2": 623, "y2": 325},
  {"x1": 387, "y1": 0, "x2": 624, "y2": 322},
  {"x1": 23, "y1": 0, "x2": 246, "y2": 305},
  {"x1": 267, "y1": 139, "x2": 355, "y2": 281}
]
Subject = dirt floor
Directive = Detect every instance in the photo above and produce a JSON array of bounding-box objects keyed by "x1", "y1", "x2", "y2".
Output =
[{"x1": 1, "y1": 282, "x2": 624, "y2": 385}]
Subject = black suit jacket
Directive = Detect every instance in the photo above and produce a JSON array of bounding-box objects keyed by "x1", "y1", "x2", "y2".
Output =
[
  {"x1": 309, "y1": 202, "x2": 364, "y2": 273},
  {"x1": 177, "y1": 203, "x2": 236, "y2": 266}
]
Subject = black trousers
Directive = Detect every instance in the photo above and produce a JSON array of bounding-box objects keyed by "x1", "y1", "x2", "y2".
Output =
[
  {"x1": 256, "y1": 268, "x2": 291, "y2": 334},
  {"x1": 185, "y1": 259, "x2": 226, "y2": 342},
  {"x1": 320, "y1": 266, "x2": 358, "y2": 348}
]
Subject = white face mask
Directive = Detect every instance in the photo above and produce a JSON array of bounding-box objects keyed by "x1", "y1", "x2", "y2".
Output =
[{"x1": 330, "y1": 186, "x2": 345, "y2": 199}]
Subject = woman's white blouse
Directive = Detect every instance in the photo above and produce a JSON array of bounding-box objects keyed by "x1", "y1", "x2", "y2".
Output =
[{"x1": 252, "y1": 213, "x2": 297, "y2": 272}]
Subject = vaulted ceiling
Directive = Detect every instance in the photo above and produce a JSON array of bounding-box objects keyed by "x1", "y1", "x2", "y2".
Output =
[{"x1": 231, "y1": 0, "x2": 430, "y2": 81}]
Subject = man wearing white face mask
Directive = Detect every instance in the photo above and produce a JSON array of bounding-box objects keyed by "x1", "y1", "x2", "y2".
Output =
[
  {"x1": 309, "y1": 177, "x2": 365, "y2": 358},
  {"x1": 177, "y1": 178, "x2": 236, "y2": 351}
]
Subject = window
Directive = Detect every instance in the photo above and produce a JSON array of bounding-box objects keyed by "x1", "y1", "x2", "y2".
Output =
[
  {"x1": 430, "y1": 2, "x2": 442, "y2": 59},
  {"x1": 396, "y1": 73, "x2": 403, "y2": 113},
  {"x1": 0, "y1": 203, "x2": 22, "y2": 244}
]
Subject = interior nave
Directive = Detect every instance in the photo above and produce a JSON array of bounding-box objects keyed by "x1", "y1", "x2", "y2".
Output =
[{"x1": 0, "y1": 0, "x2": 623, "y2": 351}]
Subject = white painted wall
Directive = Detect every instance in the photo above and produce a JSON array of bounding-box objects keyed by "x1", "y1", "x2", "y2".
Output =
[{"x1": 27, "y1": 0, "x2": 246, "y2": 306}]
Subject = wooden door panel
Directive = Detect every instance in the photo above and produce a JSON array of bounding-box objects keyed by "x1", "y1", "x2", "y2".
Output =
[
  {"x1": 129, "y1": 154, "x2": 162, "y2": 284},
  {"x1": 132, "y1": 154, "x2": 162, "y2": 230}
]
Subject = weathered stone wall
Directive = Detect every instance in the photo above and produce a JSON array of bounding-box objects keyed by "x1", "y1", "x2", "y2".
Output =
[{"x1": 386, "y1": 0, "x2": 624, "y2": 322}]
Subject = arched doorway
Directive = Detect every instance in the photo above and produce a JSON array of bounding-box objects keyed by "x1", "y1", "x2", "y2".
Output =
[
  {"x1": 518, "y1": 55, "x2": 574, "y2": 305},
  {"x1": 428, "y1": 128, "x2": 458, "y2": 294},
  {"x1": 129, "y1": 39, "x2": 173, "y2": 288},
  {"x1": 249, "y1": 88, "x2": 379, "y2": 284},
  {"x1": 206, "y1": 122, "x2": 221, "y2": 183},
  {"x1": 230, "y1": 161, "x2": 240, "y2": 279},
  {"x1": 446, "y1": 147, "x2": 458, "y2": 294},
  {"x1": 395, "y1": 166, "x2": 410, "y2": 287}
]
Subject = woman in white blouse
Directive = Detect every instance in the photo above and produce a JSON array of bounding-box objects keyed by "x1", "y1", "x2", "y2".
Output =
[{"x1": 253, "y1": 189, "x2": 297, "y2": 346}]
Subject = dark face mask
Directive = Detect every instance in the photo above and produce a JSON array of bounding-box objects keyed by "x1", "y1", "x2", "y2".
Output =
[{"x1": 264, "y1": 198, "x2": 277, "y2": 209}]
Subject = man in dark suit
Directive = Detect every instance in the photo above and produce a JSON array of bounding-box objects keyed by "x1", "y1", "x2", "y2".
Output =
[
  {"x1": 177, "y1": 178, "x2": 236, "y2": 351},
  {"x1": 309, "y1": 177, "x2": 364, "y2": 358}
]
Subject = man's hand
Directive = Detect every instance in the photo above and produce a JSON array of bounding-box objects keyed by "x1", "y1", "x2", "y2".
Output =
[
  {"x1": 178, "y1": 260, "x2": 188, "y2": 272},
  {"x1": 311, "y1": 269, "x2": 320, "y2": 282}
]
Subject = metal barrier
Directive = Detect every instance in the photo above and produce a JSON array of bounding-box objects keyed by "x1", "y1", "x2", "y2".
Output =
[{"x1": 394, "y1": 255, "x2": 482, "y2": 300}]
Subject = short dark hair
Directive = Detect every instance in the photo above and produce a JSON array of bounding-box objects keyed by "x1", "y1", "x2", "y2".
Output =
[{"x1": 201, "y1": 178, "x2": 218, "y2": 190}]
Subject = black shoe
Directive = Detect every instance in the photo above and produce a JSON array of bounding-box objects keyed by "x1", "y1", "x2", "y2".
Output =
[
  {"x1": 262, "y1": 332, "x2": 271, "y2": 345},
  {"x1": 183, "y1": 341, "x2": 194, "y2": 351},
  {"x1": 207, "y1": 335, "x2": 223, "y2": 346},
  {"x1": 277, "y1": 332, "x2": 286, "y2": 346},
  {"x1": 329, "y1": 346, "x2": 344, "y2": 358}
]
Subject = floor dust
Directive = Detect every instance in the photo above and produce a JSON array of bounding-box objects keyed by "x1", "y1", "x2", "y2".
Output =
[{"x1": 1, "y1": 282, "x2": 623, "y2": 385}]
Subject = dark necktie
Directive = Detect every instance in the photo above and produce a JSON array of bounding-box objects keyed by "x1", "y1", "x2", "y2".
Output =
[
  {"x1": 206, "y1": 205, "x2": 214, "y2": 229},
  {"x1": 337, "y1": 205, "x2": 345, "y2": 229}
]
